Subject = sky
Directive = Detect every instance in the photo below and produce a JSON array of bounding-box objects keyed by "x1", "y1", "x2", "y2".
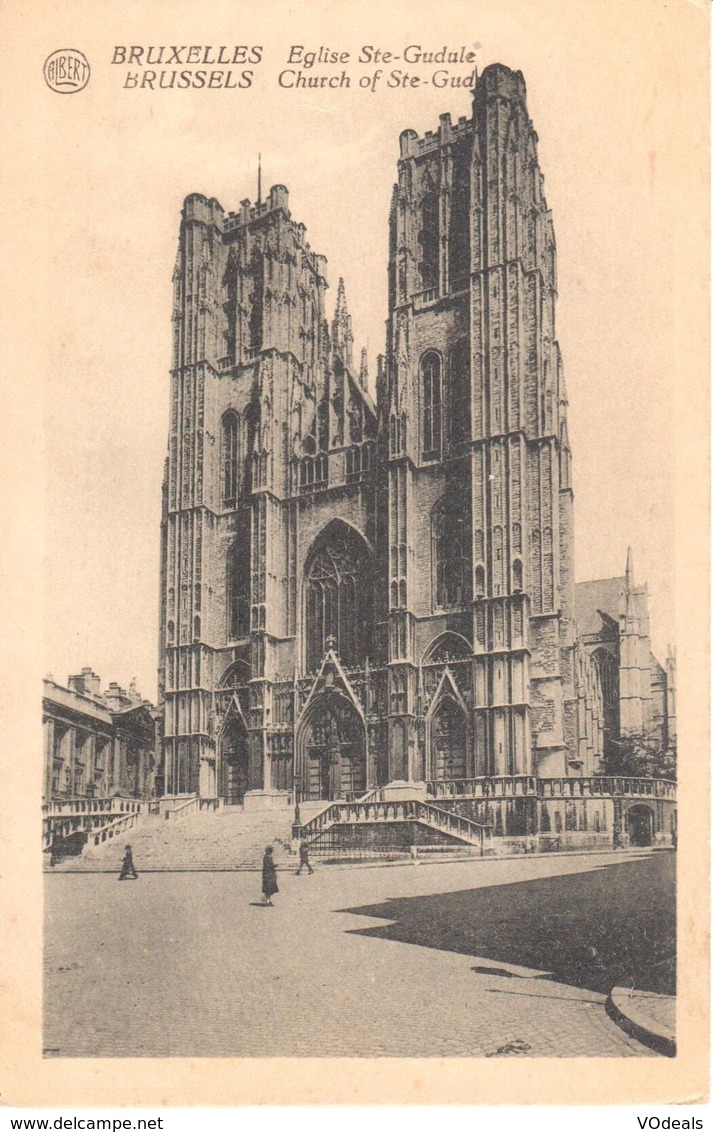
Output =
[{"x1": 33, "y1": 0, "x2": 693, "y2": 702}]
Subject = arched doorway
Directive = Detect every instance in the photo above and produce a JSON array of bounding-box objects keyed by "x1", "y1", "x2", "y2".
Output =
[
  {"x1": 220, "y1": 710, "x2": 249, "y2": 805},
  {"x1": 430, "y1": 697, "x2": 467, "y2": 780},
  {"x1": 626, "y1": 803, "x2": 654, "y2": 847},
  {"x1": 298, "y1": 695, "x2": 366, "y2": 801}
]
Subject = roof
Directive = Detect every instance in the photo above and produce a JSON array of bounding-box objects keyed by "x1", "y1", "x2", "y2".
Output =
[
  {"x1": 43, "y1": 678, "x2": 113, "y2": 725},
  {"x1": 575, "y1": 576, "x2": 625, "y2": 639}
]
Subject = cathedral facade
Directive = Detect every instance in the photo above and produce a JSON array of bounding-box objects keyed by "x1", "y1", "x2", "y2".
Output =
[{"x1": 157, "y1": 64, "x2": 666, "y2": 818}]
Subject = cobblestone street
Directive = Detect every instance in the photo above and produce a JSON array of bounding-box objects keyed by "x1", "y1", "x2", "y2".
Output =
[{"x1": 44, "y1": 851, "x2": 668, "y2": 1058}]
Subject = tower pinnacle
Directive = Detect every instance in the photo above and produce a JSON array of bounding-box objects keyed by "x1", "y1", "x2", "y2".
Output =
[
  {"x1": 626, "y1": 546, "x2": 635, "y2": 588},
  {"x1": 359, "y1": 347, "x2": 368, "y2": 389},
  {"x1": 331, "y1": 277, "x2": 354, "y2": 368}
]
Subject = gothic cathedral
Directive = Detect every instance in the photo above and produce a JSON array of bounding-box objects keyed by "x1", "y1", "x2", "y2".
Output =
[{"x1": 158, "y1": 64, "x2": 664, "y2": 809}]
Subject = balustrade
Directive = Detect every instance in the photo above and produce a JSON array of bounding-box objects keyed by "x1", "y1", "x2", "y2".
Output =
[
  {"x1": 413, "y1": 287, "x2": 438, "y2": 306},
  {"x1": 426, "y1": 776, "x2": 675, "y2": 802},
  {"x1": 427, "y1": 776, "x2": 538, "y2": 799},
  {"x1": 45, "y1": 797, "x2": 144, "y2": 817},
  {"x1": 538, "y1": 776, "x2": 676, "y2": 800},
  {"x1": 89, "y1": 809, "x2": 143, "y2": 848}
]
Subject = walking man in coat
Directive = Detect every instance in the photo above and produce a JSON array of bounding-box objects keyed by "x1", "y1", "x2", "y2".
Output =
[
  {"x1": 296, "y1": 838, "x2": 314, "y2": 875},
  {"x1": 261, "y1": 845, "x2": 279, "y2": 905}
]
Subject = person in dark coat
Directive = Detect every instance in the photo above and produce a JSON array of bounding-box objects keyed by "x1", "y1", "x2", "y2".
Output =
[
  {"x1": 262, "y1": 845, "x2": 278, "y2": 905},
  {"x1": 297, "y1": 838, "x2": 314, "y2": 875},
  {"x1": 118, "y1": 844, "x2": 138, "y2": 880}
]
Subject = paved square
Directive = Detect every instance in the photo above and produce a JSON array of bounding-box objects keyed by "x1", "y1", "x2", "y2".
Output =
[{"x1": 44, "y1": 851, "x2": 668, "y2": 1058}]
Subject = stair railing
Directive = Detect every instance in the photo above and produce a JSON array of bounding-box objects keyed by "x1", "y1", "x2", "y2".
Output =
[
  {"x1": 165, "y1": 795, "x2": 199, "y2": 821},
  {"x1": 85, "y1": 809, "x2": 144, "y2": 853},
  {"x1": 299, "y1": 797, "x2": 492, "y2": 854}
]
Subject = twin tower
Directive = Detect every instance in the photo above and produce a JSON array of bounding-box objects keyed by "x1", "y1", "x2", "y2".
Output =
[{"x1": 158, "y1": 64, "x2": 602, "y2": 806}]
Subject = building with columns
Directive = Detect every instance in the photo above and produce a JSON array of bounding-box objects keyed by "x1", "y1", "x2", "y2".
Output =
[
  {"x1": 156, "y1": 64, "x2": 673, "y2": 842},
  {"x1": 43, "y1": 669, "x2": 158, "y2": 804}
]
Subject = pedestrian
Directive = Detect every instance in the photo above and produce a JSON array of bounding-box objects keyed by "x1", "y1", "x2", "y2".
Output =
[
  {"x1": 297, "y1": 838, "x2": 314, "y2": 875},
  {"x1": 262, "y1": 845, "x2": 279, "y2": 905},
  {"x1": 118, "y1": 843, "x2": 138, "y2": 880}
]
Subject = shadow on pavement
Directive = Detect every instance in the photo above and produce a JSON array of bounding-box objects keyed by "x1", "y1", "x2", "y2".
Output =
[{"x1": 339, "y1": 853, "x2": 675, "y2": 996}]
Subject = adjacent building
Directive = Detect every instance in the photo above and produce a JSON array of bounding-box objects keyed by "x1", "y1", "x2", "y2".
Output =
[
  {"x1": 576, "y1": 549, "x2": 676, "y2": 760},
  {"x1": 43, "y1": 669, "x2": 159, "y2": 804}
]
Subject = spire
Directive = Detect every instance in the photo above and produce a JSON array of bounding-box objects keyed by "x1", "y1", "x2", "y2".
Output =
[
  {"x1": 625, "y1": 546, "x2": 635, "y2": 589},
  {"x1": 331, "y1": 277, "x2": 353, "y2": 368},
  {"x1": 334, "y1": 277, "x2": 346, "y2": 318},
  {"x1": 257, "y1": 153, "x2": 262, "y2": 205}
]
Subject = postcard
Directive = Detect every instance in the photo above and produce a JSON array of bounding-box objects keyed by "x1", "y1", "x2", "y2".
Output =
[{"x1": 0, "y1": 0, "x2": 708, "y2": 1108}]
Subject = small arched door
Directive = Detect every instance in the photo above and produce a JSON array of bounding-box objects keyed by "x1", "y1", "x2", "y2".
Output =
[
  {"x1": 220, "y1": 711, "x2": 249, "y2": 805},
  {"x1": 626, "y1": 804, "x2": 654, "y2": 847},
  {"x1": 298, "y1": 695, "x2": 366, "y2": 802},
  {"x1": 430, "y1": 697, "x2": 467, "y2": 780}
]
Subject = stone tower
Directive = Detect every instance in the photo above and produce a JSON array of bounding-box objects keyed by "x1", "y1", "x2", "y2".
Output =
[
  {"x1": 381, "y1": 63, "x2": 578, "y2": 780},
  {"x1": 158, "y1": 186, "x2": 377, "y2": 802}
]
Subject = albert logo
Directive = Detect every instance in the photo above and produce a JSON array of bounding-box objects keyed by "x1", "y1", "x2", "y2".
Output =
[{"x1": 43, "y1": 49, "x2": 90, "y2": 93}]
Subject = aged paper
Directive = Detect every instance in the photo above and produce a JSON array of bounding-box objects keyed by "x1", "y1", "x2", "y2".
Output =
[{"x1": 0, "y1": 0, "x2": 709, "y2": 1107}]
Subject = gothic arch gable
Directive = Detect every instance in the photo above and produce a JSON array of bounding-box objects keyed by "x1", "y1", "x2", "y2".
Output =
[
  {"x1": 425, "y1": 667, "x2": 469, "y2": 725},
  {"x1": 216, "y1": 692, "x2": 248, "y2": 742},
  {"x1": 297, "y1": 649, "x2": 366, "y2": 729}
]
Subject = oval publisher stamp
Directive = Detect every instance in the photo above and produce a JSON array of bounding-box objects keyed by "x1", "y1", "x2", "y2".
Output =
[{"x1": 43, "y1": 49, "x2": 90, "y2": 93}]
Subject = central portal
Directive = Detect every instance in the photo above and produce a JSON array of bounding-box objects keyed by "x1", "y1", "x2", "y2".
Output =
[{"x1": 299, "y1": 694, "x2": 366, "y2": 802}]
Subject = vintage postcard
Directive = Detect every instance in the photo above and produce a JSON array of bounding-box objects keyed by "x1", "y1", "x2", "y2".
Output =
[{"x1": 0, "y1": 0, "x2": 709, "y2": 1109}]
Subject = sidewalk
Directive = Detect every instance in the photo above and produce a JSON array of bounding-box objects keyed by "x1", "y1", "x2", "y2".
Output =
[{"x1": 607, "y1": 986, "x2": 676, "y2": 1057}]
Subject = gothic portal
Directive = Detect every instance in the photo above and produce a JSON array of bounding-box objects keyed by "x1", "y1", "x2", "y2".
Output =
[{"x1": 157, "y1": 64, "x2": 659, "y2": 804}]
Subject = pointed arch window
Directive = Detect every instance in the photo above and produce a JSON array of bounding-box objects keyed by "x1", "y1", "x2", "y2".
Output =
[
  {"x1": 425, "y1": 633, "x2": 471, "y2": 663},
  {"x1": 227, "y1": 514, "x2": 251, "y2": 640},
  {"x1": 419, "y1": 192, "x2": 440, "y2": 292},
  {"x1": 222, "y1": 411, "x2": 239, "y2": 505},
  {"x1": 304, "y1": 524, "x2": 372, "y2": 671},
  {"x1": 432, "y1": 492, "x2": 472, "y2": 610},
  {"x1": 448, "y1": 153, "x2": 470, "y2": 291},
  {"x1": 248, "y1": 249, "x2": 264, "y2": 354},
  {"x1": 593, "y1": 648, "x2": 619, "y2": 712},
  {"x1": 299, "y1": 452, "x2": 328, "y2": 493},
  {"x1": 346, "y1": 442, "x2": 374, "y2": 484},
  {"x1": 391, "y1": 671, "x2": 407, "y2": 714},
  {"x1": 450, "y1": 341, "x2": 470, "y2": 447},
  {"x1": 512, "y1": 558, "x2": 523, "y2": 593},
  {"x1": 422, "y1": 352, "x2": 442, "y2": 460}
]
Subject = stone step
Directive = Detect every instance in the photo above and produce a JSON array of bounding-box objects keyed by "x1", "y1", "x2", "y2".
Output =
[{"x1": 47, "y1": 806, "x2": 298, "y2": 872}]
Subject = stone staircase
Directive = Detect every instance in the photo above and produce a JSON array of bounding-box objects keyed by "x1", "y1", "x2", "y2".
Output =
[{"x1": 46, "y1": 805, "x2": 328, "y2": 873}]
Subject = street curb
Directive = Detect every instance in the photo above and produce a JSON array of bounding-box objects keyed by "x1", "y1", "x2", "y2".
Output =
[
  {"x1": 606, "y1": 986, "x2": 676, "y2": 1058},
  {"x1": 44, "y1": 846, "x2": 656, "y2": 875}
]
